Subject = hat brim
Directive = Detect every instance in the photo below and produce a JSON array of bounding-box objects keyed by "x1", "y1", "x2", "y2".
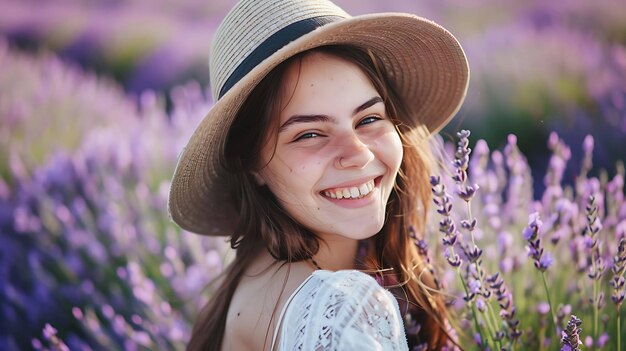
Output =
[{"x1": 168, "y1": 13, "x2": 469, "y2": 235}]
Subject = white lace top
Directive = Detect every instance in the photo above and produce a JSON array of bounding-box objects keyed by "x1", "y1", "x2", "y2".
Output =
[{"x1": 271, "y1": 270, "x2": 409, "y2": 351}]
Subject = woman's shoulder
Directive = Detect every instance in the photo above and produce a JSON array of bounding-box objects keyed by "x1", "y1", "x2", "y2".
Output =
[
  {"x1": 222, "y1": 251, "x2": 314, "y2": 351},
  {"x1": 299, "y1": 269, "x2": 400, "y2": 309},
  {"x1": 278, "y1": 270, "x2": 408, "y2": 351},
  {"x1": 289, "y1": 269, "x2": 401, "y2": 319}
]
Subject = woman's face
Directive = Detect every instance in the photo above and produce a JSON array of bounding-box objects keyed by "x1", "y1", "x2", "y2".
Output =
[{"x1": 257, "y1": 51, "x2": 403, "y2": 242}]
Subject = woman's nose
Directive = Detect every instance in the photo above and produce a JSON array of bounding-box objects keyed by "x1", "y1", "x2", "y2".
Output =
[{"x1": 334, "y1": 134, "x2": 375, "y2": 169}]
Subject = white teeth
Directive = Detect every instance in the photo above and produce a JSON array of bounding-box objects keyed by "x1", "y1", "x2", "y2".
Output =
[
  {"x1": 323, "y1": 179, "x2": 376, "y2": 200},
  {"x1": 342, "y1": 188, "x2": 351, "y2": 199},
  {"x1": 349, "y1": 187, "x2": 359, "y2": 198},
  {"x1": 359, "y1": 183, "x2": 369, "y2": 195}
]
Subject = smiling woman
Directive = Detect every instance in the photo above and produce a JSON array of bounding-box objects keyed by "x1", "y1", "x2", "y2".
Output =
[{"x1": 167, "y1": 0, "x2": 469, "y2": 350}]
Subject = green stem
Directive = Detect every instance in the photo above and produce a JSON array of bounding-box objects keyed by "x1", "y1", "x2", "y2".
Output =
[
  {"x1": 591, "y1": 251, "x2": 599, "y2": 349},
  {"x1": 539, "y1": 327, "x2": 546, "y2": 351},
  {"x1": 541, "y1": 272, "x2": 558, "y2": 336},
  {"x1": 593, "y1": 280, "x2": 599, "y2": 350},
  {"x1": 617, "y1": 302, "x2": 621, "y2": 351},
  {"x1": 466, "y1": 204, "x2": 478, "y2": 246},
  {"x1": 464, "y1": 200, "x2": 498, "y2": 349},
  {"x1": 485, "y1": 302, "x2": 503, "y2": 350},
  {"x1": 457, "y1": 269, "x2": 487, "y2": 348}
]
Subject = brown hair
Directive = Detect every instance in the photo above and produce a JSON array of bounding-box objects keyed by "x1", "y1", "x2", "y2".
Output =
[{"x1": 187, "y1": 45, "x2": 452, "y2": 350}]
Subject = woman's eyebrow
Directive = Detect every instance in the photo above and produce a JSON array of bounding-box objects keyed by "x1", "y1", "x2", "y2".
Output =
[
  {"x1": 279, "y1": 114, "x2": 331, "y2": 133},
  {"x1": 353, "y1": 96, "x2": 383, "y2": 115},
  {"x1": 279, "y1": 96, "x2": 383, "y2": 133}
]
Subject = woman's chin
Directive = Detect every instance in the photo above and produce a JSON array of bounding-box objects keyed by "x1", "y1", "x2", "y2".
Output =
[{"x1": 320, "y1": 220, "x2": 385, "y2": 241}]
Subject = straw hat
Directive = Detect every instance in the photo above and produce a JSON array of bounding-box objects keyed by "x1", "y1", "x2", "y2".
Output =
[{"x1": 168, "y1": 0, "x2": 470, "y2": 235}]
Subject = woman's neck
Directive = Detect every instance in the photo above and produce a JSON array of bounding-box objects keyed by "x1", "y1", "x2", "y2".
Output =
[{"x1": 312, "y1": 236, "x2": 358, "y2": 271}]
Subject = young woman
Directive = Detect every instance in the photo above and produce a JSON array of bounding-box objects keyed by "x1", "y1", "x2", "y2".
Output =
[{"x1": 168, "y1": 0, "x2": 469, "y2": 350}]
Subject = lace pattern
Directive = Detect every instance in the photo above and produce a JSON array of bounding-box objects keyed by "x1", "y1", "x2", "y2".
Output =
[{"x1": 275, "y1": 270, "x2": 409, "y2": 351}]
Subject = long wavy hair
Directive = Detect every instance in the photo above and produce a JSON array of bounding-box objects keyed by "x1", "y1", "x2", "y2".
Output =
[{"x1": 187, "y1": 45, "x2": 452, "y2": 350}]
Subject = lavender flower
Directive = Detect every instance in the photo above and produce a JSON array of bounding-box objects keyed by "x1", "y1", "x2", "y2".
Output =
[
  {"x1": 453, "y1": 130, "x2": 480, "y2": 202},
  {"x1": 584, "y1": 196, "x2": 603, "y2": 252},
  {"x1": 0, "y1": 42, "x2": 220, "y2": 350},
  {"x1": 580, "y1": 135, "x2": 594, "y2": 179},
  {"x1": 42, "y1": 324, "x2": 69, "y2": 351},
  {"x1": 610, "y1": 237, "x2": 626, "y2": 350},
  {"x1": 560, "y1": 315, "x2": 583, "y2": 351},
  {"x1": 611, "y1": 238, "x2": 626, "y2": 305},
  {"x1": 523, "y1": 212, "x2": 552, "y2": 272},
  {"x1": 430, "y1": 176, "x2": 462, "y2": 268},
  {"x1": 404, "y1": 313, "x2": 422, "y2": 337},
  {"x1": 486, "y1": 272, "x2": 522, "y2": 341},
  {"x1": 582, "y1": 195, "x2": 605, "y2": 342}
]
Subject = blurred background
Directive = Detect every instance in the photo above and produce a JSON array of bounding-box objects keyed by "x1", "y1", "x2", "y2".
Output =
[{"x1": 1, "y1": 0, "x2": 624, "y2": 349}]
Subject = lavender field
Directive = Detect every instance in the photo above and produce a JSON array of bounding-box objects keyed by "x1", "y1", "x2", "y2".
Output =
[{"x1": 1, "y1": 0, "x2": 625, "y2": 350}]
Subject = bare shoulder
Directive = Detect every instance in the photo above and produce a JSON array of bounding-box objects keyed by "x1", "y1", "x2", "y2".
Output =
[{"x1": 221, "y1": 250, "x2": 314, "y2": 351}]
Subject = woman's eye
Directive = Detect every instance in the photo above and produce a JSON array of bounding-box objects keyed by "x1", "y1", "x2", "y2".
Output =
[
  {"x1": 358, "y1": 115, "x2": 382, "y2": 126},
  {"x1": 294, "y1": 132, "x2": 322, "y2": 141}
]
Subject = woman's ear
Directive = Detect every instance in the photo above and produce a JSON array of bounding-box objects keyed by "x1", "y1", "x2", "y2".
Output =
[{"x1": 251, "y1": 171, "x2": 266, "y2": 186}]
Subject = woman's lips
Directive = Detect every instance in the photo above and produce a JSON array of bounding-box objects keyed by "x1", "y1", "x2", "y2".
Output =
[{"x1": 320, "y1": 176, "x2": 383, "y2": 200}]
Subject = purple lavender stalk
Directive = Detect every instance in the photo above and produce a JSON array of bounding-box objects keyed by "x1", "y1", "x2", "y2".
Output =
[
  {"x1": 560, "y1": 315, "x2": 583, "y2": 351},
  {"x1": 486, "y1": 272, "x2": 522, "y2": 343},
  {"x1": 611, "y1": 238, "x2": 626, "y2": 305},
  {"x1": 452, "y1": 131, "x2": 504, "y2": 350},
  {"x1": 610, "y1": 238, "x2": 626, "y2": 351},
  {"x1": 584, "y1": 195, "x2": 604, "y2": 343},
  {"x1": 453, "y1": 130, "x2": 480, "y2": 203},
  {"x1": 430, "y1": 176, "x2": 462, "y2": 268},
  {"x1": 542, "y1": 133, "x2": 570, "y2": 211},
  {"x1": 523, "y1": 212, "x2": 559, "y2": 336},
  {"x1": 584, "y1": 195, "x2": 604, "y2": 281},
  {"x1": 523, "y1": 213, "x2": 553, "y2": 272},
  {"x1": 431, "y1": 175, "x2": 492, "y2": 347}
]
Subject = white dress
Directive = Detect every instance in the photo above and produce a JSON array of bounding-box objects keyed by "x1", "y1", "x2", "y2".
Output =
[{"x1": 271, "y1": 270, "x2": 409, "y2": 351}]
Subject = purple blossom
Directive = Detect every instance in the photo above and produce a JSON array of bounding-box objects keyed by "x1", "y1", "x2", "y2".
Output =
[
  {"x1": 486, "y1": 272, "x2": 522, "y2": 341},
  {"x1": 585, "y1": 196, "x2": 605, "y2": 282},
  {"x1": 469, "y1": 278, "x2": 481, "y2": 295},
  {"x1": 539, "y1": 252, "x2": 554, "y2": 271},
  {"x1": 537, "y1": 302, "x2": 551, "y2": 315},
  {"x1": 453, "y1": 130, "x2": 480, "y2": 202},
  {"x1": 430, "y1": 176, "x2": 463, "y2": 269},
  {"x1": 42, "y1": 323, "x2": 69, "y2": 351},
  {"x1": 523, "y1": 212, "x2": 552, "y2": 272},
  {"x1": 474, "y1": 333, "x2": 483, "y2": 348},
  {"x1": 404, "y1": 313, "x2": 422, "y2": 336},
  {"x1": 597, "y1": 332, "x2": 609, "y2": 348},
  {"x1": 560, "y1": 315, "x2": 583, "y2": 351},
  {"x1": 475, "y1": 298, "x2": 486, "y2": 312},
  {"x1": 465, "y1": 244, "x2": 483, "y2": 263},
  {"x1": 610, "y1": 238, "x2": 626, "y2": 305}
]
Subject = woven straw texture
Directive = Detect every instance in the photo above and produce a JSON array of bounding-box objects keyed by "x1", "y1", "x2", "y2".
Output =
[
  {"x1": 210, "y1": 0, "x2": 349, "y2": 101},
  {"x1": 168, "y1": 0, "x2": 470, "y2": 235}
]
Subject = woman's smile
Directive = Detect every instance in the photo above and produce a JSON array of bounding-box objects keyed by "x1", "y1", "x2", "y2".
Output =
[{"x1": 322, "y1": 177, "x2": 376, "y2": 200}]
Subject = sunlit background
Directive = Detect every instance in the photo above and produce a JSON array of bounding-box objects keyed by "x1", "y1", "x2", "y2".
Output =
[{"x1": 1, "y1": 0, "x2": 625, "y2": 349}]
